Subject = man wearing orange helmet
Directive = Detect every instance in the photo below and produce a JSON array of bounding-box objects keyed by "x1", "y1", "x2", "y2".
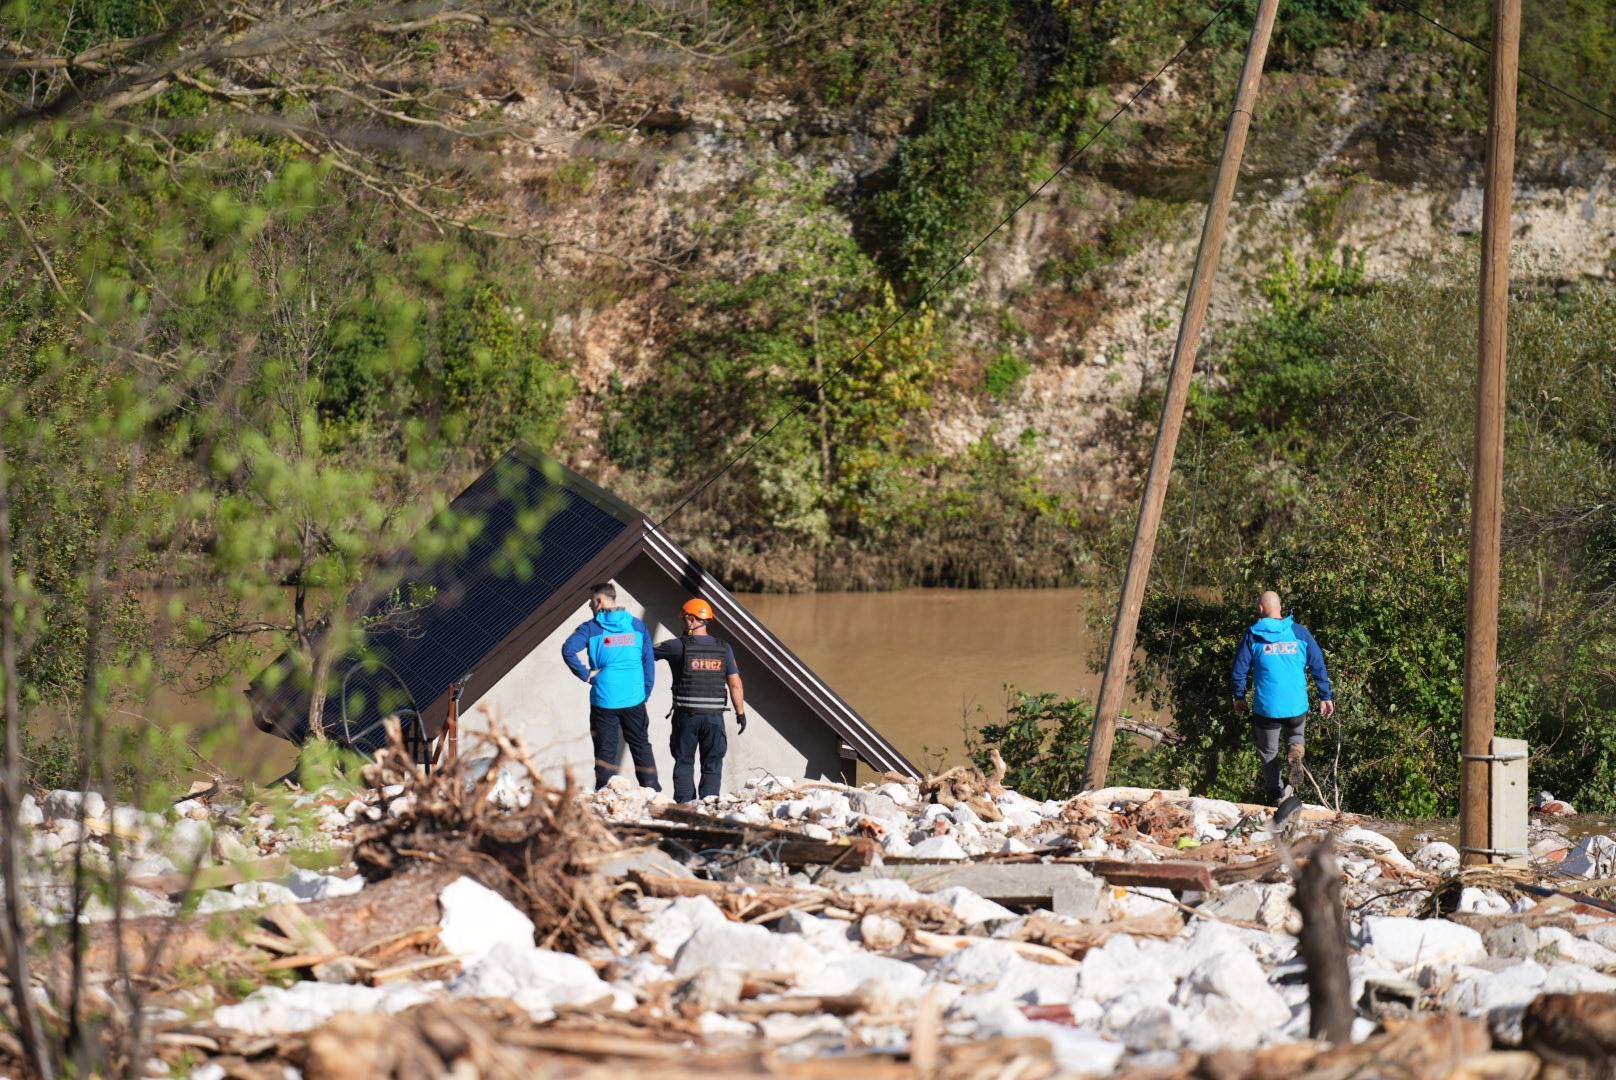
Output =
[{"x1": 654, "y1": 597, "x2": 746, "y2": 802}]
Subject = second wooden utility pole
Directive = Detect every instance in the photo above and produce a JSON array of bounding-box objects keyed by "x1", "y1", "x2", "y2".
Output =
[
  {"x1": 1082, "y1": 0, "x2": 1280, "y2": 790},
  {"x1": 1460, "y1": 0, "x2": 1521, "y2": 866}
]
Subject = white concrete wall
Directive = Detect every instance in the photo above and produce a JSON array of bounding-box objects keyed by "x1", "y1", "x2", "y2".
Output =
[{"x1": 460, "y1": 553, "x2": 849, "y2": 791}]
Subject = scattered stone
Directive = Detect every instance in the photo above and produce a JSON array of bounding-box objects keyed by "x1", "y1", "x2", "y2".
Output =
[
  {"x1": 643, "y1": 896, "x2": 731, "y2": 959},
  {"x1": 795, "y1": 953, "x2": 927, "y2": 1000},
  {"x1": 1558, "y1": 835, "x2": 1616, "y2": 878},
  {"x1": 195, "y1": 881, "x2": 301, "y2": 913},
  {"x1": 437, "y1": 877, "x2": 534, "y2": 963},
  {"x1": 18, "y1": 794, "x2": 42, "y2": 827},
  {"x1": 848, "y1": 790, "x2": 903, "y2": 821},
  {"x1": 44, "y1": 789, "x2": 106, "y2": 822},
  {"x1": 671, "y1": 918, "x2": 827, "y2": 979},
  {"x1": 1457, "y1": 887, "x2": 1512, "y2": 915},
  {"x1": 847, "y1": 879, "x2": 923, "y2": 904},
  {"x1": 451, "y1": 943, "x2": 626, "y2": 1019},
  {"x1": 212, "y1": 827, "x2": 256, "y2": 864},
  {"x1": 1198, "y1": 881, "x2": 1299, "y2": 933},
  {"x1": 930, "y1": 886, "x2": 1015, "y2": 925},
  {"x1": 1173, "y1": 946, "x2": 1291, "y2": 1049},
  {"x1": 1340, "y1": 827, "x2": 1416, "y2": 870},
  {"x1": 129, "y1": 854, "x2": 178, "y2": 879},
  {"x1": 286, "y1": 869, "x2": 365, "y2": 901},
  {"x1": 1530, "y1": 835, "x2": 1571, "y2": 863},
  {"x1": 1412, "y1": 841, "x2": 1461, "y2": 874},
  {"x1": 1483, "y1": 924, "x2": 1540, "y2": 961},
  {"x1": 1364, "y1": 916, "x2": 1486, "y2": 971},
  {"x1": 857, "y1": 913, "x2": 905, "y2": 951},
  {"x1": 165, "y1": 818, "x2": 213, "y2": 861},
  {"x1": 674, "y1": 968, "x2": 745, "y2": 1012},
  {"x1": 596, "y1": 847, "x2": 695, "y2": 880},
  {"x1": 758, "y1": 1012, "x2": 846, "y2": 1042},
  {"x1": 213, "y1": 980, "x2": 438, "y2": 1035}
]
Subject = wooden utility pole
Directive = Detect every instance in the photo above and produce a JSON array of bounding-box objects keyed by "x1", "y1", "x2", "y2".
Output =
[
  {"x1": 1082, "y1": 0, "x2": 1281, "y2": 790},
  {"x1": 1460, "y1": 0, "x2": 1521, "y2": 866}
]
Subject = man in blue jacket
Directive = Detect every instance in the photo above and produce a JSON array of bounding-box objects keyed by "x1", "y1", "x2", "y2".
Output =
[
  {"x1": 1231, "y1": 590, "x2": 1334, "y2": 804},
  {"x1": 561, "y1": 582, "x2": 659, "y2": 791}
]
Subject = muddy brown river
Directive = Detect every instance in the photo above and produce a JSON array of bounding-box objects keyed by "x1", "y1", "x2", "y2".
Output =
[
  {"x1": 166, "y1": 587, "x2": 1138, "y2": 782},
  {"x1": 739, "y1": 587, "x2": 1157, "y2": 771}
]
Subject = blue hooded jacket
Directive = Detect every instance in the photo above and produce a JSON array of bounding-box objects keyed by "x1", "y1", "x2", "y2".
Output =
[
  {"x1": 1231, "y1": 615, "x2": 1332, "y2": 719},
  {"x1": 561, "y1": 608, "x2": 654, "y2": 709}
]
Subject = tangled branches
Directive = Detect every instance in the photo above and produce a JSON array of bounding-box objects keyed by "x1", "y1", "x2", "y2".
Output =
[{"x1": 354, "y1": 724, "x2": 625, "y2": 953}]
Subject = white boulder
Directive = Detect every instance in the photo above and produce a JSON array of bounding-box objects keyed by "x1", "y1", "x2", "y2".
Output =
[
  {"x1": 930, "y1": 886, "x2": 1016, "y2": 925},
  {"x1": 212, "y1": 980, "x2": 437, "y2": 1035},
  {"x1": 44, "y1": 790, "x2": 106, "y2": 822},
  {"x1": 18, "y1": 794, "x2": 42, "y2": 827},
  {"x1": 671, "y1": 919, "x2": 828, "y2": 978},
  {"x1": 286, "y1": 869, "x2": 366, "y2": 901},
  {"x1": 642, "y1": 895, "x2": 729, "y2": 959},
  {"x1": 1363, "y1": 916, "x2": 1485, "y2": 971},
  {"x1": 438, "y1": 877, "x2": 534, "y2": 963},
  {"x1": 1411, "y1": 841, "x2": 1461, "y2": 874},
  {"x1": 1339, "y1": 827, "x2": 1415, "y2": 870},
  {"x1": 451, "y1": 943, "x2": 628, "y2": 1018},
  {"x1": 1559, "y1": 835, "x2": 1616, "y2": 878}
]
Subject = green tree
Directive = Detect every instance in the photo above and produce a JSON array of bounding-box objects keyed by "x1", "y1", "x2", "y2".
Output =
[{"x1": 1126, "y1": 255, "x2": 1616, "y2": 815}]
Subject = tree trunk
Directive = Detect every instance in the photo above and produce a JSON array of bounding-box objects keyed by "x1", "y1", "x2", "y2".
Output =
[
  {"x1": 0, "y1": 437, "x2": 56, "y2": 1079},
  {"x1": 307, "y1": 637, "x2": 337, "y2": 741}
]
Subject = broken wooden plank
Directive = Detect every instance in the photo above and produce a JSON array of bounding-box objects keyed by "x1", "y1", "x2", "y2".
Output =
[
  {"x1": 631, "y1": 809, "x2": 879, "y2": 868},
  {"x1": 501, "y1": 1027, "x2": 693, "y2": 1060},
  {"x1": 71, "y1": 865, "x2": 455, "y2": 980},
  {"x1": 1081, "y1": 859, "x2": 1214, "y2": 892}
]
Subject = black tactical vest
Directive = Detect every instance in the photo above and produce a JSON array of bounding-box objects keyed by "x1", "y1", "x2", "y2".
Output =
[{"x1": 673, "y1": 637, "x2": 730, "y2": 711}]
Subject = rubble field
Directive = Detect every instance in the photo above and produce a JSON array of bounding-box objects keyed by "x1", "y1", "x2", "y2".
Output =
[{"x1": 12, "y1": 732, "x2": 1616, "y2": 1079}]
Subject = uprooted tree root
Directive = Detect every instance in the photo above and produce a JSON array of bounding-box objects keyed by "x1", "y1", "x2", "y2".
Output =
[{"x1": 353, "y1": 725, "x2": 628, "y2": 953}]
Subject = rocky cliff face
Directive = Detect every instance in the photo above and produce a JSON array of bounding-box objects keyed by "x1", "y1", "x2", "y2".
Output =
[{"x1": 462, "y1": 29, "x2": 1616, "y2": 518}]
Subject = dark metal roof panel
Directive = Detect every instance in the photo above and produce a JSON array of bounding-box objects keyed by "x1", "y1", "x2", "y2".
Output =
[
  {"x1": 248, "y1": 446, "x2": 917, "y2": 780},
  {"x1": 248, "y1": 446, "x2": 634, "y2": 747}
]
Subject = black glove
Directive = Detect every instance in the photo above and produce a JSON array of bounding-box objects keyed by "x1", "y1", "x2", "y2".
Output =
[{"x1": 735, "y1": 712, "x2": 747, "y2": 734}]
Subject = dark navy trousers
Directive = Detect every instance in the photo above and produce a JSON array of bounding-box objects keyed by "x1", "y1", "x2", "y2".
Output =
[
  {"x1": 671, "y1": 709, "x2": 726, "y2": 802},
  {"x1": 590, "y1": 702, "x2": 660, "y2": 791}
]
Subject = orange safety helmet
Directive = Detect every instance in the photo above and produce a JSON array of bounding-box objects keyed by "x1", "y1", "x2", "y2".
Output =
[{"x1": 681, "y1": 598, "x2": 714, "y2": 622}]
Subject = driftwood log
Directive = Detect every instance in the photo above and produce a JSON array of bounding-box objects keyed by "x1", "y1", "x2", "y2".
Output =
[
  {"x1": 64, "y1": 865, "x2": 457, "y2": 986},
  {"x1": 1293, "y1": 836, "x2": 1352, "y2": 1043}
]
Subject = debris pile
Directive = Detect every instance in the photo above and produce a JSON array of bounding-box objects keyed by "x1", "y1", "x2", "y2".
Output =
[
  {"x1": 11, "y1": 740, "x2": 1616, "y2": 1078},
  {"x1": 354, "y1": 727, "x2": 626, "y2": 953}
]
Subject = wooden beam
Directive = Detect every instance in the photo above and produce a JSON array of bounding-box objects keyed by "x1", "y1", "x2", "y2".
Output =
[
  {"x1": 1081, "y1": 859, "x2": 1214, "y2": 892},
  {"x1": 1084, "y1": 0, "x2": 1282, "y2": 790},
  {"x1": 638, "y1": 807, "x2": 880, "y2": 868},
  {"x1": 1460, "y1": 0, "x2": 1521, "y2": 867}
]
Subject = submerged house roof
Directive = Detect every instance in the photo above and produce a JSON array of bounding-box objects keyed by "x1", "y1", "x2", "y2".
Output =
[{"x1": 247, "y1": 446, "x2": 916, "y2": 776}]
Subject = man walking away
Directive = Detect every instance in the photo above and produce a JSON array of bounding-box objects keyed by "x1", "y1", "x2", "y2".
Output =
[
  {"x1": 561, "y1": 582, "x2": 659, "y2": 791},
  {"x1": 1231, "y1": 590, "x2": 1334, "y2": 804},
  {"x1": 655, "y1": 597, "x2": 746, "y2": 802}
]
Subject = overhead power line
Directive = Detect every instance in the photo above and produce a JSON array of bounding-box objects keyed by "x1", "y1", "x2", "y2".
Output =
[
  {"x1": 1383, "y1": 0, "x2": 1616, "y2": 125},
  {"x1": 653, "y1": 3, "x2": 1237, "y2": 531}
]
